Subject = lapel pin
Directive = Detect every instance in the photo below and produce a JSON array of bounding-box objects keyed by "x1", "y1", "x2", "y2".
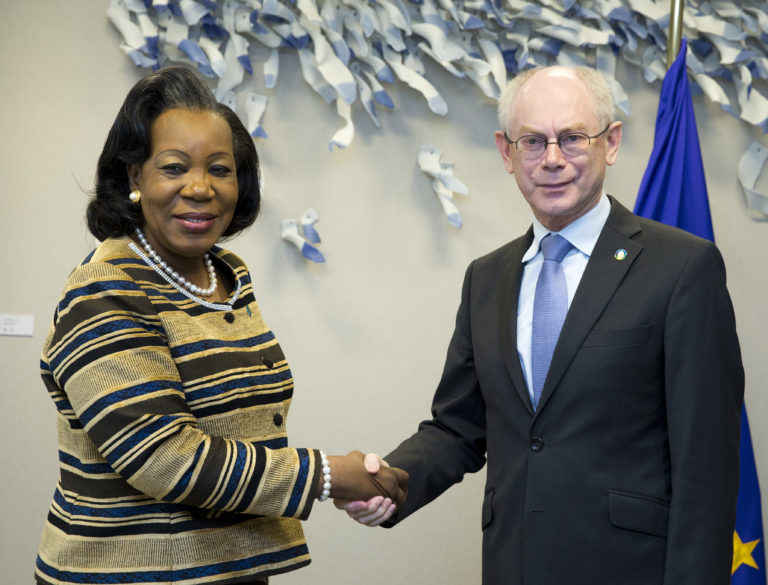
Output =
[{"x1": 614, "y1": 249, "x2": 628, "y2": 261}]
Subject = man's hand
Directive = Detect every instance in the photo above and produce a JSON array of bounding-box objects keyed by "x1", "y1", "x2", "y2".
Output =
[
  {"x1": 326, "y1": 451, "x2": 408, "y2": 508},
  {"x1": 333, "y1": 453, "x2": 399, "y2": 526}
]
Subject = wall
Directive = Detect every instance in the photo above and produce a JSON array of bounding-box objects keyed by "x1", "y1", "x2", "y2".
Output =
[{"x1": 1, "y1": 2, "x2": 766, "y2": 583}]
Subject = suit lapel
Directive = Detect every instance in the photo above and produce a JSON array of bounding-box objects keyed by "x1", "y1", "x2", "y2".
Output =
[
  {"x1": 536, "y1": 198, "x2": 643, "y2": 413},
  {"x1": 500, "y1": 228, "x2": 535, "y2": 414}
]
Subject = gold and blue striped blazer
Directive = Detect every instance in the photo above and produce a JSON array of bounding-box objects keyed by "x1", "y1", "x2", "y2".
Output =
[{"x1": 36, "y1": 237, "x2": 321, "y2": 585}]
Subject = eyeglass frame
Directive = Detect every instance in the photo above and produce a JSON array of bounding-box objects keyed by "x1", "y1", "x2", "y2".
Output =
[{"x1": 502, "y1": 123, "x2": 613, "y2": 157}]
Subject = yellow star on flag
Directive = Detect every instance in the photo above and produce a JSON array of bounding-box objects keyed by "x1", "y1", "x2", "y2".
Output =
[{"x1": 732, "y1": 530, "x2": 761, "y2": 575}]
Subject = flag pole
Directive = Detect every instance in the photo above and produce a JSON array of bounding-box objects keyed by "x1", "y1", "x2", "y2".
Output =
[{"x1": 666, "y1": 0, "x2": 685, "y2": 69}]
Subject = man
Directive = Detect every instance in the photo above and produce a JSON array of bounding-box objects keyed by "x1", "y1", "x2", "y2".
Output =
[{"x1": 337, "y1": 66, "x2": 744, "y2": 584}]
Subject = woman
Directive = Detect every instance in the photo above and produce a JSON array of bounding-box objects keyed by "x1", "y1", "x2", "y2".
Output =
[{"x1": 35, "y1": 66, "x2": 407, "y2": 585}]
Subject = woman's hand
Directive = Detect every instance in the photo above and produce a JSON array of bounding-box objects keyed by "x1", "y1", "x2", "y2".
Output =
[
  {"x1": 325, "y1": 451, "x2": 408, "y2": 508},
  {"x1": 332, "y1": 453, "x2": 400, "y2": 526}
]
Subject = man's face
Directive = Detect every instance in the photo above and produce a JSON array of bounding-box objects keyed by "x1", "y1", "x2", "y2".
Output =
[{"x1": 494, "y1": 68, "x2": 622, "y2": 232}]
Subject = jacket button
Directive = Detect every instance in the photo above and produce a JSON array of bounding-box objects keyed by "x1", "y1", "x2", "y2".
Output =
[
  {"x1": 273, "y1": 413, "x2": 283, "y2": 427},
  {"x1": 224, "y1": 313, "x2": 235, "y2": 323},
  {"x1": 530, "y1": 438, "x2": 545, "y2": 452}
]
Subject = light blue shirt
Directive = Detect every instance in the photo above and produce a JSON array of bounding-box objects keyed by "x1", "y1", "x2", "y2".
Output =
[{"x1": 517, "y1": 194, "x2": 611, "y2": 402}]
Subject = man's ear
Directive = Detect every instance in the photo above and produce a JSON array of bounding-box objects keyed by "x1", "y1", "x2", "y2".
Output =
[
  {"x1": 494, "y1": 131, "x2": 515, "y2": 175},
  {"x1": 126, "y1": 163, "x2": 142, "y2": 190},
  {"x1": 605, "y1": 121, "x2": 622, "y2": 166}
]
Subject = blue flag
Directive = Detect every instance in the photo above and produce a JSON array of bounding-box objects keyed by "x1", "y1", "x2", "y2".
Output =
[
  {"x1": 735, "y1": 409, "x2": 767, "y2": 584},
  {"x1": 634, "y1": 38, "x2": 766, "y2": 584},
  {"x1": 634, "y1": 37, "x2": 713, "y2": 238}
]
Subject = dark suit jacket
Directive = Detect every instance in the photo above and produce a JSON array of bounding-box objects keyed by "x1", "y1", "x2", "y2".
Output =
[{"x1": 385, "y1": 197, "x2": 744, "y2": 585}]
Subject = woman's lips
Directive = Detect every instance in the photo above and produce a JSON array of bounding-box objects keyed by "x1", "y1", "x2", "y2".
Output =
[{"x1": 175, "y1": 213, "x2": 216, "y2": 231}]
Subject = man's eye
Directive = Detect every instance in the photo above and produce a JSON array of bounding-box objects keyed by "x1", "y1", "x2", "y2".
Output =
[
  {"x1": 523, "y1": 136, "x2": 544, "y2": 146},
  {"x1": 561, "y1": 134, "x2": 584, "y2": 144}
]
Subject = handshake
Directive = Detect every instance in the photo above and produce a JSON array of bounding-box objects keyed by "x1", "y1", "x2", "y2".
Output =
[{"x1": 322, "y1": 451, "x2": 408, "y2": 525}]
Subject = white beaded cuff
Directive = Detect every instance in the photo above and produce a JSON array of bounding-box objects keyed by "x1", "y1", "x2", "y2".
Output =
[{"x1": 318, "y1": 451, "x2": 332, "y2": 502}]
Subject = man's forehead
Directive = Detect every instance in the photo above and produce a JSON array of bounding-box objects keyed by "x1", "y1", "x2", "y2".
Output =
[
  {"x1": 509, "y1": 72, "x2": 599, "y2": 130},
  {"x1": 520, "y1": 68, "x2": 584, "y2": 93}
]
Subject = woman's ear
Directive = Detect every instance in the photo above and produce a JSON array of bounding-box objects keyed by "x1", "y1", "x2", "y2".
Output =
[{"x1": 126, "y1": 163, "x2": 141, "y2": 190}]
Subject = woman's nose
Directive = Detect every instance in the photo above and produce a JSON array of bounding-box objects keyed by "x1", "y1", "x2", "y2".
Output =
[{"x1": 181, "y1": 172, "x2": 213, "y2": 198}]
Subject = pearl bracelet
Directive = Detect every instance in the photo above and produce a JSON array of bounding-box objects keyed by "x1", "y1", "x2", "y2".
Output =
[{"x1": 318, "y1": 451, "x2": 332, "y2": 502}]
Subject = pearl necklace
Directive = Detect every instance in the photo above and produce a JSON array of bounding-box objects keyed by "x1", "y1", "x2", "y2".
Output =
[{"x1": 134, "y1": 228, "x2": 217, "y2": 296}]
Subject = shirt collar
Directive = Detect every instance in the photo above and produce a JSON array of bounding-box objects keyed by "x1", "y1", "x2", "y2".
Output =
[{"x1": 522, "y1": 193, "x2": 611, "y2": 262}]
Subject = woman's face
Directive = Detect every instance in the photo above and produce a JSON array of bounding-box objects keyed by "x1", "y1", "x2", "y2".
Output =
[{"x1": 127, "y1": 108, "x2": 238, "y2": 268}]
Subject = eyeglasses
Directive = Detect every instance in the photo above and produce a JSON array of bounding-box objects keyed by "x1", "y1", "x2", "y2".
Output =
[{"x1": 503, "y1": 124, "x2": 612, "y2": 158}]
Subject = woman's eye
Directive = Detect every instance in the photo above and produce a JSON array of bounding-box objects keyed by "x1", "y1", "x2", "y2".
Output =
[
  {"x1": 209, "y1": 165, "x2": 233, "y2": 177},
  {"x1": 162, "y1": 164, "x2": 186, "y2": 174}
]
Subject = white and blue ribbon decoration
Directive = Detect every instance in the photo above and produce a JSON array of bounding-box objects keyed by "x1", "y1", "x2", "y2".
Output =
[{"x1": 107, "y1": 0, "x2": 768, "y2": 145}]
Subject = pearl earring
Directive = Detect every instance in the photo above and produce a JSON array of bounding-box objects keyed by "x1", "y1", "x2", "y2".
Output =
[{"x1": 129, "y1": 190, "x2": 141, "y2": 204}]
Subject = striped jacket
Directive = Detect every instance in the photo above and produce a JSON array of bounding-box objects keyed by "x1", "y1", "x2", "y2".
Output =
[{"x1": 36, "y1": 237, "x2": 322, "y2": 585}]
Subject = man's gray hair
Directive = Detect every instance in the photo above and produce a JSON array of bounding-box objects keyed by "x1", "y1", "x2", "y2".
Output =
[{"x1": 497, "y1": 66, "x2": 616, "y2": 134}]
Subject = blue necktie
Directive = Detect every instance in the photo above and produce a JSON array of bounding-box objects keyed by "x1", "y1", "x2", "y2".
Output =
[{"x1": 531, "y1": 234, "x2": 573, "y2": 410}]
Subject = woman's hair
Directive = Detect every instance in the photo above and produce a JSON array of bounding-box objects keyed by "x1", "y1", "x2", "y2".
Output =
[
  {"x1": 497, "y1": 66, "x2": 616, "y2": 134},
  {"x1": 87, "y1": 66, "x2": 261, "y2": 241}
]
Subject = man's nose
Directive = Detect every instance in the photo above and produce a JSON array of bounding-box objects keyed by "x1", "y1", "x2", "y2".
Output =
[{"x1": 541, "y1": 140, "x2": 566, "y2": 168}]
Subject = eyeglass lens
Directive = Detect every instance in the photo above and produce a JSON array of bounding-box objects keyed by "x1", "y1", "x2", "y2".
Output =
[{"x1": 519, "y1": 134, "x2": 590, "y2": 156}]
